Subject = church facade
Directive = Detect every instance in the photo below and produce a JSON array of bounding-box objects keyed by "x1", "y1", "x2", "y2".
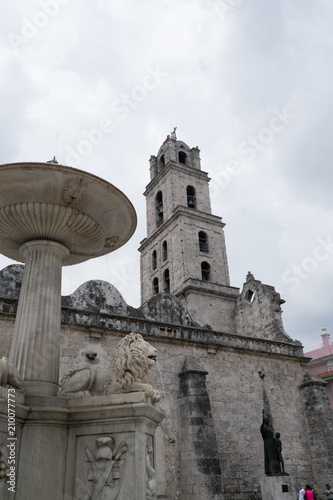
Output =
[{"x1": 0, "y1": 134, "x2": 332, "y2": 500}]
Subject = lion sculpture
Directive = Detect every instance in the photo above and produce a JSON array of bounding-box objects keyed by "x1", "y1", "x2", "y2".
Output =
[{"x1": 59, "y1": 333, "x2": 160, "y2": 402}]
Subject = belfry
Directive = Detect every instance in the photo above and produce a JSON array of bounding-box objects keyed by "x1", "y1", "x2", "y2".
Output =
[{"x1": 139, "y1": 130, "x2": 238, "y2": 332}]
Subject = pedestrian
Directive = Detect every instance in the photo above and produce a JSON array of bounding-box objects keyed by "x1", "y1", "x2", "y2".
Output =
[
  {"x1": 326, "y1": 484, "x2": 333, "y2": 499},
  {"x1": 299, "y1": 486, "x2": 306, "y2": 500},
  {"x1": 305, "y1": 484, "x2": 314, "y2": 500}
]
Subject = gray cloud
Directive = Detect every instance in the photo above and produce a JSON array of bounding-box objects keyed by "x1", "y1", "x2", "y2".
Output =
[{"x1": 0, "y1": 0, "x2": 333, "y2": 352}]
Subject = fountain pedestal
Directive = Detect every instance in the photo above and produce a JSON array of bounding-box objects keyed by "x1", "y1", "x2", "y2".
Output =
[
  {"x1": 0, "y1": 393, "x2": 164, "y2": 500},
  {"x1": 9, "y1": 240, "x2": 69, "y2": 396}
]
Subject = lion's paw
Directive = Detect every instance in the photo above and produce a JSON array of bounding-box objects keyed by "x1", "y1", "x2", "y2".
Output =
[
  {"x1": 152, "y1": 390, "x2": 161, "y2": 403},
  {"x1": 145, "y1": 387, "x2": 161, "y2": 403},
  {"x1": 145, "y1": 386, "x2": 154, "y2": 399}
]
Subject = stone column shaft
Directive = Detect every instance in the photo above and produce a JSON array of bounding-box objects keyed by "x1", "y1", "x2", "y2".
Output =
[{"x1": 9, "y1": 240, "x2": 69, "y2": 396}]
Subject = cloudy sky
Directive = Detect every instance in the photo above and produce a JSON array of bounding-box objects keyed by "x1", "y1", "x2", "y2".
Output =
[{"x1": 1, "y1": 0, "x2": 332, "y2": 352}]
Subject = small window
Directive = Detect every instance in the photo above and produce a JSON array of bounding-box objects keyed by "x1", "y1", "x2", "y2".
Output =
[
  {"x1": 160, "y1": 154, "x2": 165, "y2": 167},
  {"x1": 152, "y1": 250, "x2": 157, "y2": 270},
  {"x1": 199, "y1": 231, "x2": 208, "y2": 252},
  {"x1": 153, "y1": 277, "x2": 159, "y2": 294},
  {"x1": 164, "y1": 269, "x2": 170, "y2": 293},
  {"x1": 162, "y1": 241, "x2": 168, "y2": 261},
  {"x1": 156, "y1": 191, "x2": 163, "y2": 227},
  {"x1": 245, "y1": 289, "x2": 255, "y2": 303},
  {"x1": 178, "y1": 151, "x2": 187, "y2": 164},
  {"x1": 201, "y1": 261, "x2": 210, "y2": 281}
]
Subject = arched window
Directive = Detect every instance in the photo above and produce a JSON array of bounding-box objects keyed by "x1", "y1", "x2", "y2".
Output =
[
  {"x1": 162, "y1": 241, "x2": 168, "y2": 261},
  {"x1": 156, "y1": 191, "x2": 163, "y2": 227},
  {"x1": 198, "y1": 231, "x2": 208, "y2": 252},
  {"x1": 187, "y1": 186, "x2": 196, "y2": 209},
  {"x1": 178, "y1": 151, "x2": 187, "y2": 164},
  {"x1": 153, "y1": 277, "x2": 159, "y2": 294},
  {"x1": 201, "y1": 261, "x2": 210, "y2": 281},
  {"x1": 152, "y1": 250, "x2": 157, "y2": 270},
  {"x1": 160, "y1": 154, "x2": 165, "y2": 167},
  {"x1": 163, "y1": 269, "x2": 170, "y2": 293}
]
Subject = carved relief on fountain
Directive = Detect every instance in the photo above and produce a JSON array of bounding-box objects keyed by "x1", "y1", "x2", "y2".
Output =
[
  {"x1": 146, "y1": 436, "x2": 157, "y2": 500},
  {"x1": 81, "y1": 436, "x2": 128, "y2": 500}
]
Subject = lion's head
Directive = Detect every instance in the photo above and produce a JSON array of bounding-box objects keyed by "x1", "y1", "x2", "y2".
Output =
[{"x1": 114, "y1": 333, "x2": 158, "y2": 389}]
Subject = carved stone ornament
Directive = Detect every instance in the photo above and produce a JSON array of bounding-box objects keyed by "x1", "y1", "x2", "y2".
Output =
[
  {"x1": 82, "y1": 436, "x2": 128, "y2": 500},
  {"x1": 0, "y1": 357, "x2": 22, "y2": 389},
  {"x1": 104, "y1": 236, "x2": 120, "y2": 249},
  {"x1": 63, "y1": 178, "x2": 88, "y2": 206},
  {"x1": 59, "y1": 333, "x2": 160, "y2": 402},
  {"x1": 146, "y1": 436, "x2": 157, "y2": 500}
]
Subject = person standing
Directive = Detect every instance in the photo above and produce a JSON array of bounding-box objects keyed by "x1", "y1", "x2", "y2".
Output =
[
  {"x1": 325, "y1": 484, "x2": 333, "y2": 499},
  {"x1": 298, "y1": 486, "x2": 306, "y2": 500},
  {"x1": 305, "y1": 485, "x2": 315, "y2": 500}
]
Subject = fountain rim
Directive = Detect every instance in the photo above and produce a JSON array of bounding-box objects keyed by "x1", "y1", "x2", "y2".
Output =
[{"x1": 0, "y1": 161, "x2": 136, "y2": 209}]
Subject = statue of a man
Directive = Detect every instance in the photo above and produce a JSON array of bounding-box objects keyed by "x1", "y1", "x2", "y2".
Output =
[
  {"x1": 260, "y1": 411, "x2": 281, "y2": 475},
  {"x1": 274, "y1": 432, "x2": 288, "y2": 475}
]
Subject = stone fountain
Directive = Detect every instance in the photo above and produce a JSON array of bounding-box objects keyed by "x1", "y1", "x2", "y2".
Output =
[
  {"x1": 0, "y1": 162, "x2": 164, "y2": 500},
  {"x1": 0, "y1": 161, "x2": 136, "y2": 397}
]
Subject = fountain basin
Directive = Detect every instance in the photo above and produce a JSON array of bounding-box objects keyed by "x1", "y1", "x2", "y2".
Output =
[{"x1": 0, "y1": 162, "x2": 137, "y2": 264}]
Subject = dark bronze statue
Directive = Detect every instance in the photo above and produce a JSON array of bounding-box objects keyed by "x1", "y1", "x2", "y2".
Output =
[
  {"x1": 260, "y1": 411, "x2": 288, "y2": 475},
  {"x1": 274, "y1": 432, "x2": 287, "y2": 475}
]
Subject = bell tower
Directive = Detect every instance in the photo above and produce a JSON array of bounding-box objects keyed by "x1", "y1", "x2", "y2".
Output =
[{"x1": 139, "y1": 131, "x2": 239, "y2": 332}]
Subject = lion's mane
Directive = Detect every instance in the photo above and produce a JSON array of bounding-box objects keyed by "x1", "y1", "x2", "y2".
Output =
[{"x1": 114, "y1": 333, "x2": 150, "y2": 389}]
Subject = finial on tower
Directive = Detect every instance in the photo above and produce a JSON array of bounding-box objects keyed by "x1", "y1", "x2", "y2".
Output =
[
  {"x1": 171, "y1": 126, "x2": 177, "y2": 140},
  {"x1": 246, "y1": 271, "x2": 255, "y2": 282}
]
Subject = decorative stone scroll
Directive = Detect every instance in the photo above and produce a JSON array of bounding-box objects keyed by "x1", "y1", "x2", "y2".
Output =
[{"x1": 82, "y1": 436, "x2": 128, "y2": 500}]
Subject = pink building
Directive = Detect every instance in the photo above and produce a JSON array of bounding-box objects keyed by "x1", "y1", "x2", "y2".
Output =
[{"x1": 305, "y1": 327, "x2": 333, "y2": 407}]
